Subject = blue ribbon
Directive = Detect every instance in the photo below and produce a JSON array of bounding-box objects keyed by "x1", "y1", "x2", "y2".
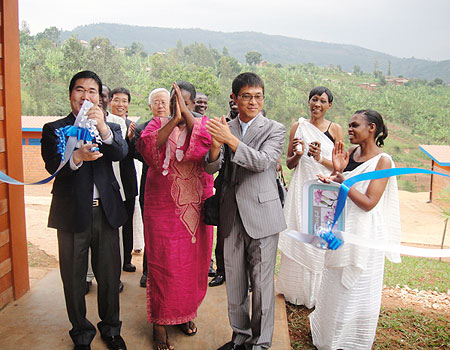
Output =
[
  {"x1": 331, "y1": 167, "x2": 450, "y2": 230},
  {"x1": 56, "y1": 126, "x2": 94, "y2": 161},
  {"x1": 0, "y1": 125, "x2": 95, "y2": 185}
]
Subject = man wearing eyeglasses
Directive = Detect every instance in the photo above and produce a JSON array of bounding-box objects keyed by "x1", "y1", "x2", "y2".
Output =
[
  {"x1": 41, "y1": 71, "x2": 128, "y2": 350},
  {"x1": 205, "y1": 72, "x2": 286, "y2": 350}
]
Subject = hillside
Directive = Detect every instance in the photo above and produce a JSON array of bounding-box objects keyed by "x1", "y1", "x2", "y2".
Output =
[{"x1": 61, "y1": 23, "x2": 450, "y2": 82}]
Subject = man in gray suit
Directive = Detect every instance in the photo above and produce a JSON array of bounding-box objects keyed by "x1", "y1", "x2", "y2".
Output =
[{"x1": 205, "y1": 72, "x2": 286, "y2": 350}]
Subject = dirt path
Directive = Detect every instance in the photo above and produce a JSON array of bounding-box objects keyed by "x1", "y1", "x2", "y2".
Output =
[{"x1": 399, "y1": 191, "x2": 449, "y2": 247}]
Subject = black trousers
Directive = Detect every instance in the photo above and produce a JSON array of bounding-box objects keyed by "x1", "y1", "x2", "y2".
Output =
[
  {"x1": 57, "y1": 205, "x2": 122, "y2": 346},
  {"x1": 139, "y1": 194, "x2": 148, "y2": 275},
  {"x1": 215, "y1": 229, "x2": 225, "y2": 275},
  {"x1": 122, "y1": 197, "x2": 136, "y2": 265}
]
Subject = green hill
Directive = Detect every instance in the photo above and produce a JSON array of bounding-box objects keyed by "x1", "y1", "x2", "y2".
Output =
[{"x1": 61, "y1": 23, "x2": 450, "y2": 82}]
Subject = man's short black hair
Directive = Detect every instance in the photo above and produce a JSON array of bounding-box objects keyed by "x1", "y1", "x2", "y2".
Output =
[
  {"x1": 175, "y1": 81, "x2": 196, "y2": 102},
  {"x1": 102, "y1": 84, "x2": 110, "y2": 95},
  {"x1": 110, "y1": 87, "x2": 131, "y2": 103},
  {"x1": 69, "y1": 70, "x2": 102, "y2": 95},
  {"x1": 308, "y1": 86, "x2": 333, "y2": 103},
  {"x1": 232, "y1": 72, "x2": 264, "y2": 97}
]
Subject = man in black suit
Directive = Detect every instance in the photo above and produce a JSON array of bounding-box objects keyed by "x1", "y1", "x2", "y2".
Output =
[
  {"x1": 110, "y1": 87, "x2": 139, "y2": 273},
  {"x1": 41, "y1": 71, "x2": 128, "y2": 350},
  {"x1": 208, "y1": 93, "x2": 239, "y2": 288}
]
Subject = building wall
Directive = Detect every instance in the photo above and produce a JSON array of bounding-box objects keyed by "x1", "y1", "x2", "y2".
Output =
[
  {"x1": 22, "y1": 131, "x2": 49, "y2": 183},
  {"x1": 0, "y1": 0, "x2": 29, "y2": 309},
  {"x1": 432, "y1": 163, "x2": 450, "y2": 205}
]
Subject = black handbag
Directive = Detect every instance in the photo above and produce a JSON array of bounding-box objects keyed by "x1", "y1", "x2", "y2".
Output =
[
  {"x1": 203, "y1": 193, "x2": 220, "y2": 226},
  {"x1": 277, "y1": 167, "x2": 287, "y2": 207}
]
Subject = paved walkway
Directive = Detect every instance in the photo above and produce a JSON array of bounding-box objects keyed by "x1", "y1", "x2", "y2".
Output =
[{"x1": 0, "y1": 266, "x2": 291, "y2": 349}]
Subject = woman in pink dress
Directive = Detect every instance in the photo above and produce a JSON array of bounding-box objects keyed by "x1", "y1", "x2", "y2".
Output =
[{"x1": 137, "y1": 83, "x2": 214, "y2": 350}]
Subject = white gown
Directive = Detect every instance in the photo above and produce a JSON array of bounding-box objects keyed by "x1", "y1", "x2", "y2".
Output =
[
  {"x1": 310, "y1": 153, "x2": 401, "y2": 350},
  {"x1": 277, "y1": 118, "x2": 334, "y2": 308}
]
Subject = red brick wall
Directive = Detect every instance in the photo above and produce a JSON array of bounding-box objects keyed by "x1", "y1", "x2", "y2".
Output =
[{"x1": 23, "y1": 144, "x2": 49, "y2": 183}]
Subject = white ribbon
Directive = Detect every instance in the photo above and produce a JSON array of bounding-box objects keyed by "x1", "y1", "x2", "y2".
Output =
[{"x1": 285, "y1": 230, "x2": 450, "y2": 258}]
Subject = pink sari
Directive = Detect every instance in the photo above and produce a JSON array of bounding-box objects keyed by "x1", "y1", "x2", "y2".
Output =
[{"x1": 137, "y1": 116, "x2": 214, "y2": 324}]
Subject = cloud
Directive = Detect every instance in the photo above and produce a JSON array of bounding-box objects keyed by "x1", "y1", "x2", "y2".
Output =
[{"x1": 18, "y1": 0, "x2": 450, "y2": 60}]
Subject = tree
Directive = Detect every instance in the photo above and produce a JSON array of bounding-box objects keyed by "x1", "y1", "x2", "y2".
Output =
[
  {"x1": 245, "y1": 51, "x2": 262, "y2": 65},
  {"x1": 88, "y1": 37, "x2": 127, "y2": 88},
  {"x1": 125, "y1": 42, "x2": 147, "y2": 57},
  {"x1": 35, "y1": 26, "x2": 61, "y2": 45},
  {"x1": 373, "y1": 59, "x2": 379, "y2": 76},
  {"x1": 218, "y1": 56, "x2": 241, "y2": 79},
  {"x1": 353, "y1": 65, "x2": 361, "y2": 75},
  {"x1": 387, "y1": 60, "x2": 392, "y2": 76},
  {"x1": 175, "y1": 40, "x2": 184, "y2": 60},
  {"x1": 61, "y1": 36, "x2": 88, "y2": 81},
  {"x1": 222, "y1": 46, "x2": 229, "y2": 56},
  {"x1": 183, "y1": 42, "x2": 216, "y2": 68},
  {"x1": 20, "y1": 21, "x2": 34, "y2": 46}
]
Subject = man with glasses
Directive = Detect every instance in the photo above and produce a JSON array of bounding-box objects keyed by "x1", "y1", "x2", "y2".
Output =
[
  {"x1": 206, "y1": 72, "x2": 286, "y2": 350},
  {"x1": 41, "y1": 71, "x2": 128, "y2": 350},
  {"x1": 110, "y1": 87, "x2": 139, "y2": 275}
]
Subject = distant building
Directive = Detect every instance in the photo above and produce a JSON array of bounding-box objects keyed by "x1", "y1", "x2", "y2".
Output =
[
  {"x1": 256, "y1": 60, "x2": 267, "y2": 67},
  {"x1": 358, "y1": 83, "x2": 378, "y2": 91},
  {"x1": 79, "y1": 39, "x2": 89, "y2": 47},
  {"x1": 419, "y1": 145, "x2": 450, "y2": 204},
  {"x1": 385, "y1": 76, "x2": 409, "y2": 86}
]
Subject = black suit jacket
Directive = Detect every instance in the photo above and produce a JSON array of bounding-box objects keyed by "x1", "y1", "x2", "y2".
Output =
[
  {"x1": 119, "y1": 118, "x2": 138, "y2": 199},
  {"x1": 132, "y1": 119, "x2": 151, "y2": 208},
  {"x1": 41, "y1": 113, "x2": 128, "y2": 233}
]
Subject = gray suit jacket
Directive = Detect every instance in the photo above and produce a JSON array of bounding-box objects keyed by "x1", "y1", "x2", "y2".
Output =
[{"x1": 205, "y1": 113, "x2": 287, "y2": 239}]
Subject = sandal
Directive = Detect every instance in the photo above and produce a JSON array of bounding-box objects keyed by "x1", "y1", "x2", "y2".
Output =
[
  {"x1": 178, "y1": 320, "x2": 197, "y2": 336},
  {"x1": 153, "y1": 324, "x2": 174, "y2": 350}
]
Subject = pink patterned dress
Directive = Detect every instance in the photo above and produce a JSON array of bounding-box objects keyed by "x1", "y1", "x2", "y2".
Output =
[{"x1": 137, "y1": 116, "x2": 214, "y2": 324}]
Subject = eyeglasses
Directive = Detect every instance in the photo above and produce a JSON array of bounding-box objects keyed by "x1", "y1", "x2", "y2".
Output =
[
  {"x1": 151, "y1": 100, "x2": 168, "y2": 106},
  {"x1": 238, "y1": 94, "x2": 265, "y2": 102}
]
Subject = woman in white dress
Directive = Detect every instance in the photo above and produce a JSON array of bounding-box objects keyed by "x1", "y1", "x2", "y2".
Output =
[
  {"x1": 277, "y1": 87, "x2": 343, "y2": 308},
  {"x1": 310, "y1": 109, "x2": 401, "y2": 349}
]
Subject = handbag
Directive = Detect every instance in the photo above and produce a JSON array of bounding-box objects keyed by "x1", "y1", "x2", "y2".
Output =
[
  {"x1": 204, "y1": 193, "x2": 220, "y2": 226},
  {"x1": 277, "y1": 167, "x2": 288, "y2": 207}
]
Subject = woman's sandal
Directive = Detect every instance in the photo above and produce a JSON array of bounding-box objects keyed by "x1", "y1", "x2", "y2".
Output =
[
  {"x1": 153, "y1": 325, "x2": 174, "y2": 350},
  {"x1": 178, "y1": 320, "x2": 197, "y2": 336}
]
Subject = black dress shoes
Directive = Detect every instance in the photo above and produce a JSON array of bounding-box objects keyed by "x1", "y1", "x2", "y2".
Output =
[
  {"x1": 119, "y1": 281, "x2": 124, "y2": 293},
  {"x1": 140, "y1": 273, "x2": 147, "y2": 288},
  {"x1": 208, "y1": 260, "x2": 216, "y2": 277},
  {"x1": 209, "y1": 272, "x2": 225, "y2": 287},
  {"x1": 217, "y1": 341, "x2": 245, "y2": 350},
  {"x1": 74, "y1": 345, "x2": 90, "y2": 350},
  {"x1": 123, "y1": 263, "x2": 136, "y2": 272},
  {"x1": 101, "y1": 335, "x2": 127, "y2": 350}
]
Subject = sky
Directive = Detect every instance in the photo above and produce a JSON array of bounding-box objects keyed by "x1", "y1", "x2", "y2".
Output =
[{"x1": 19, "y1": 0, "x2": 450, "y2": 61}]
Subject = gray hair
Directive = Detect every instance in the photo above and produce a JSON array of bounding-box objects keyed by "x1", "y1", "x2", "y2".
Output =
[{"x1": 148, "y1": 88, "x2": 170, "y2": 105}]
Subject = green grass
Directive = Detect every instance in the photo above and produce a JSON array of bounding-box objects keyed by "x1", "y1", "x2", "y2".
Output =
[
  {"x1": 384, "y1": 256, "x2": 450, "y2": 293},
  {"x1": 286, "y1": 256, "x2": 450, "y2": 349},
  {"x1": 286, "y1": 303, "x2": 450, "y2": 350},
  {"x1": 375, "y1": 308, "x2": 450, "y2": 349}
]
